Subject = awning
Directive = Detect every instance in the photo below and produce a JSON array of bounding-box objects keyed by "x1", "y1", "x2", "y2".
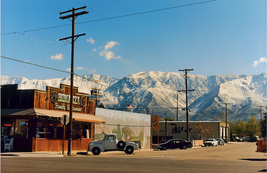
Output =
[{"x1": 1, "y1": 108, "x2": 105, "y2": 124}]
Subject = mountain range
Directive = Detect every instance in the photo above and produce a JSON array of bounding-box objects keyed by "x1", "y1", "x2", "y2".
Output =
[{"x1": 1, "y1": 71, "x2": 266, "y2": 122}]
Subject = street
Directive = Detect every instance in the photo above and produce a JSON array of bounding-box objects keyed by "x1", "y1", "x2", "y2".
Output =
[{"x1": 1, "y1": 142, "x2": 266, "y2": 173}]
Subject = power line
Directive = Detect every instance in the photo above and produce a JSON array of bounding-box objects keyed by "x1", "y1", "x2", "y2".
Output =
[
  {"x1": 19, "y1": 32, "x2": 59, "y2": 43},
  {"x1": 0, "y1": 55, "x2": 173, "y2": 113},
  {"x1": 1, "y1": 0, "x2": 216, "y2": 36}
]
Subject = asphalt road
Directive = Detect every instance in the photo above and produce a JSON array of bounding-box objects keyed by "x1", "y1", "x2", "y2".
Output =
[{"x1": 1, "y1": 142, "x2": 266, "y2": 173}]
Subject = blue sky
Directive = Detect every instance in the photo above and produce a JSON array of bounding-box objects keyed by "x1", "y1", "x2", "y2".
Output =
[{"x1": 1, "y1": 0, "x2": 266, "y2": 80}]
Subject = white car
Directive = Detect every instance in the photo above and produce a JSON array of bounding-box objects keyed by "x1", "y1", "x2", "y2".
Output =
[
  {"x1": 204, "y1": 138, "x2": 218, "y2": 147},
  {"x1": 88, "y1": 133, "x2": 139, "y2": 155}
]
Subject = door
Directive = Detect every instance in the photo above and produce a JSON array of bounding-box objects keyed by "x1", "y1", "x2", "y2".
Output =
[{"x1": 104, "y1": 135, "x2": 117, "y2": 150}]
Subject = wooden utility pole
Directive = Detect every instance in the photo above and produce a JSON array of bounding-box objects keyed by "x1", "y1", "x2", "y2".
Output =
[
  {"x1": 177, "y1": 94, "x2": 179, "y2": 121},
  {"x1": 221, "y1": 103, "x2": 232, "y2": 143},
  {"x1": 59, "y1": 6, "x2": 88, "y2": 156},
  {"x1": 257, "y1": 106, "x2": 265, "y2": 121},
  {"x1": 178, "y1": 69, "x2": 195, "y2": 141}
]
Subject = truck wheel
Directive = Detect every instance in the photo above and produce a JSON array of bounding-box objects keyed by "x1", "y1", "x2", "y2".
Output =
[
  {"x1": 117, "y1": 141, "x2": 125, "y2": 149},
  {"x1": 92, "y1": 147, "x2": 101, "y2": 155},
  {"x1": 125, "y1": 146, "x2": 134, "y2": 154}
]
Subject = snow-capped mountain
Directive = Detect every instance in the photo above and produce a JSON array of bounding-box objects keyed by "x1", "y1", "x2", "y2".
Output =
[{"x1": 1, "y1": 72, "x2": 266, "y2": 121}]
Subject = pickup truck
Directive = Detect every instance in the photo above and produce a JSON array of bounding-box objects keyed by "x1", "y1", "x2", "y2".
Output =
[{"x1": 88, "y1": 133, "x2": 139, "y2": 155}]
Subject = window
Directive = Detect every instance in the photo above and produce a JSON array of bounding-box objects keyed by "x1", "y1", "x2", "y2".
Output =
[
  {"x1": 15, "y1": 119, "x2": 29, "y2": 139},
  {"x1": 74, "y1": 123, "x2": 81, "y2": 139},
  {"x1": 36, "y1": 121, "x2": 46, "y2": 138},
  {"x1": 1, "y1": 119, "x2": 14, "y2": 138},
  {"x1": 56, "y1": 122, "x2": 64, "y2": 139},
  {"x1": 82, "y1": 124, "x2": 91, "y2": 138},
  {"x1": 47, "y1": 121, "x2": 56, "y2": 139}
]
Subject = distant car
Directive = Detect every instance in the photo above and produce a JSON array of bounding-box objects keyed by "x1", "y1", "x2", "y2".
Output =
[
  {"x1": 216, "y1": 138, "x2": 225, "y2": 146},
  {"x1": 235, "y1": 137, "x2": 242, "y2": 142},
  {"x1": 204, "y1": 138, "x2": 218, "y2": 147},
  {"x1": 156, "y1": 139, "x2": 192, "y2": 150}
]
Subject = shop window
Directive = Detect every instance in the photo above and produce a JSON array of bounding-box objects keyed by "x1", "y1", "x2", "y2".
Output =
[
  {"x1": 47, "y1": 121, "x2": 56, "y2": 139},
  {"x1": 83, "y1": 124, "x2": 91, "y2": 138},
  {"x1": 56, "y1": 122, "x2": 64, "y2": 139},
  {"x1": 1, "y1": 119, "x2": 14, "y2": 138},
  {"x1": 15, "y1": 119, "x2": 29, "y2": 139},
  {"x1": 74, "y1": 123, "x2": 81, "y2": 139},
  {"x1": 36, "y1": 121, "x2": 46, "y2": 138}
]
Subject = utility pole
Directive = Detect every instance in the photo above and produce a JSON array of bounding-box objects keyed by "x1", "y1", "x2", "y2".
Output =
[
  {"x1": 178, "y1": 69, "x2": 195, "y2": 141},
  {"x1": 59, "y1": 6, "x2": 88, "y2": 156},
  {"x1": 257, "y1": 106, "x2": 265, "y2": 121},
  {"x1": 176, "y1": 94, "x2": 179, "y2": 121},
  {"x1": 221, "y1": 103, "x2": 232, "y2": 143},
  {"x1": 175, "y1": 94, "x2": 185, "y2": 121}
]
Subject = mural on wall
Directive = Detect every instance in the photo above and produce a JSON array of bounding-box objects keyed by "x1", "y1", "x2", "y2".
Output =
[{"x1": 95, "y1": 108, "x2": 151, "y2": 149}]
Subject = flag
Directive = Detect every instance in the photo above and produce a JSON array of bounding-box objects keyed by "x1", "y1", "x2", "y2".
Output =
[{"x1": 127, "y1": 105, "x2": 133, "y2": 109}]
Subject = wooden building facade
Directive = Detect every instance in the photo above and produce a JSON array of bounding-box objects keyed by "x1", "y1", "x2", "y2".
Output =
[{"x1": 1, "y1": 84, "x2": 105, "y2": 152}]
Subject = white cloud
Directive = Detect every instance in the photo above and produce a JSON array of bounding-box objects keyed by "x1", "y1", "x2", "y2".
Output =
[
  {"x1": 104, "y1": 41, "x2": 119, "y2": 50},
  {"x1": 50, "y1": 53, "x2": 63, "y2": 60},
  {"x1": 99, "y1": 41, "x2": 122, "y2": 60},
  {"x1": 92, "y1": 48, "x2": 97, "y2": 52},
  {"x1": 253, "y1": 57, "x2": 267, "y2": 67},
  {"x1": 87, "y1": 37, "x2": 95, "y2": 44},
  {"x1": 76, "y1": 67, "x2": 87, "y2": 70},
  {"x1": 24, "y1": 59, "x2": 29, "y2": 62},
  {"x1": 66, "y1": 68, "x2": 71, "y2": 71},
  {"x1": 115, "y1": 56, "x2": 122, "y2": 59}
]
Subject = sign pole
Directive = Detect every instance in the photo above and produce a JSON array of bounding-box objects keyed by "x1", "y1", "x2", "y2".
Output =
[{"x1": 61, "y1": 115, "x2": 68, "y2": 155}]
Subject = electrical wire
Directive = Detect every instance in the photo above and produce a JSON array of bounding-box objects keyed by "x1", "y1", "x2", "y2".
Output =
[
  {"x1": 1, "y1": 55, "x2": 177, "y2": 113},
  {"x1": 19, "y1": 32, "x2": 59, "y2": 43},
  {"x1": 1, "y1": 0, "x2": 216, "y2": 36}
]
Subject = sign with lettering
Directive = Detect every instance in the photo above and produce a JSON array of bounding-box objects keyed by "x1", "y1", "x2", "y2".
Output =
[
  {"x1": 54, "y1": 103, "x2": 82, "y2": 112},
  {"x1": 58, "y1": 93, "x2": 80, "y2": 105}
]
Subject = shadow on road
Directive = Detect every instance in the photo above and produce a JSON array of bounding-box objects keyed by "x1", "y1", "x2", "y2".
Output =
[
  {"x1": 258, "y1": 169, "x2": 267, "y2": 172},
  {"x1": 240, "y1": 158, "x2": 267, "y2": 161},
  {"x1": 1, "y1": 153, "x2": 19, "y2": 156},
  {"x1": 76, "y1": 152, "x2": 88, "y2": 155}
]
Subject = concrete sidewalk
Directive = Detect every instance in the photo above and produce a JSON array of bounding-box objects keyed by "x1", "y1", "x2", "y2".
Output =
[{"x1": 1, "y1": 152, "x2": 64, "y2": 157}]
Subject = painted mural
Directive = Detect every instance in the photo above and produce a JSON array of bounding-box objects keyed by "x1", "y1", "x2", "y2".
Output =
[{"x1": 95, "y1": 108, "x2": 151, "y2": 149}]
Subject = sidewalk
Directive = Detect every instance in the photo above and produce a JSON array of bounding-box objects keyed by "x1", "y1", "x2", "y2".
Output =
[{"x1": 1, "y1": 152, "x2": 64, "y2": 157}]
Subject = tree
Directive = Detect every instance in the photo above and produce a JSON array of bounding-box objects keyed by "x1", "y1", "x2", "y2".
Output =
[
  {"x1": 194, "y1": 123, "x2": 213, "y2": 139},
  {"x1": 165, "y1": 117, "x2": 175, "y2": 121},
  {"x1": 245, "y1": 114, "x2": 261, "y2": 138},
  {"x1": 112, "y1": 124, "x2": 122, "y2": 140},
  {"x1": 230, "y1": 120, "x2": 246, "y2": 137}
]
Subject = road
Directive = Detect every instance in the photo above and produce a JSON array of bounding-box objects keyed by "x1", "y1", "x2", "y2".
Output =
[{"x1": 1, "y1": 142, "x2": 266, "y2": 173}]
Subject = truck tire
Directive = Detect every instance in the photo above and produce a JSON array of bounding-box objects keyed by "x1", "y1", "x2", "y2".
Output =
[
  {"x1": 125, "y1": 146, "x2": 134, "y2": 154},
  {"x1": 117, "y1": 140, "x2": 125, "y2": 149},
  {"x1": 92, "y1": 147, "x2": 101, "y2": 155}
]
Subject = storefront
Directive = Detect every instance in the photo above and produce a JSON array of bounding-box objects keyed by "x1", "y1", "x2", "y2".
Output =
[
  {"x1": 1, "y1": 84, "x2": 105, "y2": 152},
  {"x1": 152, "y1": 120, "x2": 230, "y2": 144}
]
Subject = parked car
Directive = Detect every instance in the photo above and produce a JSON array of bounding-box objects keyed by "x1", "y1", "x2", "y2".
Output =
[
  {"x1": 204, "y1": 138, "x2": 218, "y2": 147},
  {"x1": 235, "y1": 137, "x2": 243, "y2": 142},
  {"x1": 155, "y1": 139, "x2": 192, "y2": 150},
  {"x1": 216, "y1": 138, "x2": 225, "y2": 146}
]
